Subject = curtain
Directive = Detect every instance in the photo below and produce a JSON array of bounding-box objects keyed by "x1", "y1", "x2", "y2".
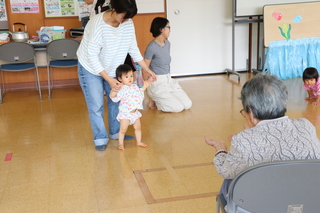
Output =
[{"x1": 263, "y1": 37, "x2": 320, "y2": 79}]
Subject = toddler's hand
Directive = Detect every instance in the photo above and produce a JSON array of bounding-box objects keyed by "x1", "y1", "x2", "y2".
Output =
[{"x1": 143, "y1": 80, "x2": 150, "y2": 88}]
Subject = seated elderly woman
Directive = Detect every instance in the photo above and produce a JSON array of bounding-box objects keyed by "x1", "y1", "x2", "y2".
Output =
[{"x1": 205, "y1": 73, "x2": 320, "y2": 201}]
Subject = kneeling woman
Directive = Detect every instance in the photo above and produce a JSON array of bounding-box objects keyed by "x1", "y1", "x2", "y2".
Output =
[{"x1": 144, "y1": 17, "x2": 192, "y2": 113}]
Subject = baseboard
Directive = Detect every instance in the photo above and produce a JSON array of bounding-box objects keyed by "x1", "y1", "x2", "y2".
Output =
[{"x1": 3, "y1": 79, "x2": 80, "y2": 91}]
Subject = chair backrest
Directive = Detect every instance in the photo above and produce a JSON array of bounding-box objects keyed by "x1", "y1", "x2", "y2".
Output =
[
  {"x1": 46, "y1": 39, "x2": 80, "y2": 60},
  {"x1": 227, "y1": 160, "x2": 320, "y2": 213},
  {"x1": 0, "y1": 42, "x2": 36, "y2": 63}
]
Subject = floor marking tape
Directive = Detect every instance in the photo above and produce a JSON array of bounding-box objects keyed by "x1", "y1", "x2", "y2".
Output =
[
  {"x1": 160, "y1": 156, "x2": 180, "y2": 182},
  {"x1": 4, "y1": 153, "x2": 13, "y2": 161}
]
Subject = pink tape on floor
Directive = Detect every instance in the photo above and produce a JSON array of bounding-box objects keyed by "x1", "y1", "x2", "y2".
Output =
[{"x1": 4, "y1": 153, "x2": 13, "y2": 161}]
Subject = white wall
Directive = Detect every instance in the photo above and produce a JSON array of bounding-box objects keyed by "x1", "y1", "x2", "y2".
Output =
[
  {"x1": 137, "y1": 0, "x2": 253, "y2": 76},
  {"x1": 136, "y1": 0, "x2": 164, "y2": 13},
  {"x1": 167, "y1": 0, "x2": 250, "y2": 76}
]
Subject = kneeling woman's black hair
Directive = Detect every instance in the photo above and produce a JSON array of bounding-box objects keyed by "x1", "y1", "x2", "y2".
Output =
[
  {"x1": 303, "y1": 67, "x2": 319, "y2": 82},
  {"x1": 150, "y1": 17, "x2": 169, "y2": 38},
  {"x1": 110, "y1": 0, "x2": 137, "y2": 19}
]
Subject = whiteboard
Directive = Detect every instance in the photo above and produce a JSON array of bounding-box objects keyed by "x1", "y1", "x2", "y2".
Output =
[
  {"x1": 236, "y1": 0, "x2": 318, "y2": 17},
  {"x1": 136, "y1": 0, "x2": 164, "y2": 14}
]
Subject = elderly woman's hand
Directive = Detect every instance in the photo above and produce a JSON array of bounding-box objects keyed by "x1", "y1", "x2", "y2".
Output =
[{"x1": 204, "y1": 136, "x2": 227, "y2": 152}]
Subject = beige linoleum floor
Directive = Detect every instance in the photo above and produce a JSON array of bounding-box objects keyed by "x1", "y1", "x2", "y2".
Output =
[{"x1": 0, "y1": 73, "x2": 319, "y2": 213}]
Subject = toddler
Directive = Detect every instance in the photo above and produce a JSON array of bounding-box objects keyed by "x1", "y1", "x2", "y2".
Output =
[
  {"x1": 302, "y1": 67, "x2": 320, "y2": 105},
  {"x1": 110, "y1": 64, "x2": 150, "y2": 150}
]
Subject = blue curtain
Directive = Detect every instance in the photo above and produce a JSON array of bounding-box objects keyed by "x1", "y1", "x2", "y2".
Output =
[{"x1": 263, "y1": 37, "x2": 320, "y2": 79}]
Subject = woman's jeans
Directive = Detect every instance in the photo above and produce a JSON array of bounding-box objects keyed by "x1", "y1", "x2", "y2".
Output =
[{"x1": 78, "y1": 62, "x2": 120, "y2": 146}]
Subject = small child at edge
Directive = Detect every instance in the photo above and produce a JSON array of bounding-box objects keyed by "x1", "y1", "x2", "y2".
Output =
[
  {"x1": 302, "y1": 67, "x2": 320, "y2": 105},
  {"x1": 110, "y1": 64, "x2": 150, "y2": 150}
]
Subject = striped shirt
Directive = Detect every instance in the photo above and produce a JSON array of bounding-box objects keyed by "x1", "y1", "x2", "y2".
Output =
[{"x1": 77, "y1": 12, "x2": 143, "y2": 77}]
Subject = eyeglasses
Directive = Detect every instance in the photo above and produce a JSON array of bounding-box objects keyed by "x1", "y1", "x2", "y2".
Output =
[{"x1": 240, "y1": 109, "x2": 245, "y2": 117}]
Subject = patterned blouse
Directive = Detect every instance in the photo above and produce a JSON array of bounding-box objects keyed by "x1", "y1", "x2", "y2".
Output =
[
  {"x1": 214, "y1": 117, "x2": 320, "y2": 179},
  {"x1": 110, "y1": 84, "x2": 144, "y2": 112}
]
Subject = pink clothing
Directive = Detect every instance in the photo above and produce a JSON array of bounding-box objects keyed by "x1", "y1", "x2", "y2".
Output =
[
  {"x1": 110, "y1": 84, "x2": 145, "y2": 124},
  {"x1": 303, "y1": 77, "x2": 320, "y2": 98}
]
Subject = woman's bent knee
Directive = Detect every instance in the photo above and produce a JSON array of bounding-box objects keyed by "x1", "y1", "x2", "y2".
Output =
[{"x1": 184, "y1": 99, "x2": 192, "y2": 110}]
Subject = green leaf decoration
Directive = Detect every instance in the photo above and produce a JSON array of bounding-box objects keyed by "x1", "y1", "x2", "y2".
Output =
[
  {"x1": 287, "y1": 24, "x2": 292, "y2": 40},
  {"x1": 282, "y1": 23, "x2": 287, "y2": 32},
  {"x1": 278, "y1": 27, "x2": 287, "y2": 39},
  {"x1": 278, "y1": 23, "x2": 292, "y2": 40}
]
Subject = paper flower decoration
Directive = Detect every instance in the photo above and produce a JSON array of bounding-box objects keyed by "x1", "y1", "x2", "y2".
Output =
[{"x1": 273, "y1": 12, "x2": 282, "y2": 21}]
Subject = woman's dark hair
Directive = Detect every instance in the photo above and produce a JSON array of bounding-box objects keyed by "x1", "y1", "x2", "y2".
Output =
[
  {"x1": 150, "y1": 17, "x2": 169, "y2": 37},
  {"x1": 303, "y1": 67, "x2": 319, "y2": 82},
  {"x1": 116, "y1": 64, "x2": 132, "y2": 81},
  {"x1": 110, "y1": 0, "x2": 137, "y2": 19},
  {"x1": 94, "y1": 0, "x2": 110, "y2": 14}
]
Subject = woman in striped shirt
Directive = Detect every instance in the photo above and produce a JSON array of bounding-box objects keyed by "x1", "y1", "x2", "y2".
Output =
[{"x1": 77, "y1": 0, "x2": 156, "y2": 151}]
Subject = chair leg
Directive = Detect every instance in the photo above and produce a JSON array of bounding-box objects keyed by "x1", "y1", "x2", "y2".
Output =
[
  {"x1": 0, "y1": 71, "x2": 4, "y2": 104},
  {"x1": 216, "y1": 202, "x2": 220, "y2": 213},
  {"x1": 34, "y1": 69, "x2": 39, "y2": 91},
  {"x1": 35, "y1": 67, "x2": 42, "y2": 100},
  {"x1": 47, "y1": 65, "x2": 52, "y2": 99},
  {"x1": 1, "y1": 70, "x2": 4, "y2": 93},
  {"x1": 0, "y1": 82, "x2": 2, "y2": 104},
  {"x1": 50, "y1": 67, "x2": 54, "y2": 90},
  {"x1": 216, "y1": 194, "x2": 227, "y2": 213}
]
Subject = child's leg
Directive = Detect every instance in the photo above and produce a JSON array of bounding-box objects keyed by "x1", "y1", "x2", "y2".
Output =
[
  {"x1": 133, "y1": 118, "x2": 147, "y2": 148},
  {"x1": 118, "y1": 119, "x2": 130, "y2": 150}
]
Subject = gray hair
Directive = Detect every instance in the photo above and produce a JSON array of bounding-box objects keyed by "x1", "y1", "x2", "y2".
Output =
[{"x1": 240, "y1": 73, "x2": 288, "y2": 120}]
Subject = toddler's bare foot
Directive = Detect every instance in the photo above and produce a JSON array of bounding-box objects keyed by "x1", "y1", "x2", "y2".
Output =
[
  {"x1": 148, "y1": 100, "x2": 157, "y2": 109},
  {"x1": 137, "y1": 142, "x2": 147, "y2": 148},
  {"x1": 118, "y1": 144, "x2": 125, "y2": 150}
]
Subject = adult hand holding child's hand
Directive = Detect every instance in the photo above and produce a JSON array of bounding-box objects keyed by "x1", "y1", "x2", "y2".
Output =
[{"x1": 110, "y1": 79, "x2": 123, "y2": 92}]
